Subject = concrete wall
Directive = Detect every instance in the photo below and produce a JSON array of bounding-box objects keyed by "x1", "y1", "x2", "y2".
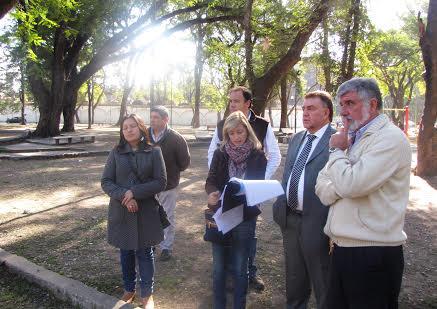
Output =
[{"x1": 1, "y1": 106, "x2": 295, "y2": 127}]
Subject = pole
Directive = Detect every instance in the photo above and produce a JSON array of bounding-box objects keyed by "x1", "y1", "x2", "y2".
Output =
[
  {"x1": 404, "y1": 105, "x2": 409, "y2": 137},
  {"x1": 170, "y1": 79, "x2": 173, "y2": 127}
]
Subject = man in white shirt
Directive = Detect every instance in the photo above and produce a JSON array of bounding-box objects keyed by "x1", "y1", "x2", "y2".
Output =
[
  {"x1": 207, "y1": 88, "x2": 280, "y2": 180},
  {"x1": 273, "y1": 91, "x2": 335, "y2": 309},
  {"x1": 207, "y1": 86, "x2": 281, "y2": 291}
]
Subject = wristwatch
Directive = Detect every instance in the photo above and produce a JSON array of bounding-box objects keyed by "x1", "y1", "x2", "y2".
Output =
[{"x1": 329, "y1": 147, "x2": 341, "y2": 153}]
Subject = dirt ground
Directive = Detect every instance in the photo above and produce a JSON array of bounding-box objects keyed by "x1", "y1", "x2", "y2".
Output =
[{"x1": 0, "y1": 130, "x2": 436, "y2": 308}]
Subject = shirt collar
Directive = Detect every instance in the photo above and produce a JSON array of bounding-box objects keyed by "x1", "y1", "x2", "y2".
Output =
[
  {"x1": 350, "y1": 114, "x2": 383, "y2": 140},
  {"x1": 307, "y1": 123, "x2": 329, "y2": 140},
  {"x1": 151, "y1": 125, "x2": 168, "y2": 142}
]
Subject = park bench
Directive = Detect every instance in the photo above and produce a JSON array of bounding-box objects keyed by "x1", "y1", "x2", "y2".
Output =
[
  {"x1": 275, "y1": 127, "x2": 294, "y2": 144},
  {"x1": 194, "y1": 131, "x2": 212, "y2": 142},
  {"x1": 279, "y1": 127, "x2": 294, "y2": 135},
  {"x1": 272, "y1": 128, "x2": 281, "y2": 136},
  {"x1": 52, "y1": 134, "x2": 95, "y2": 145},
  {"x1": 79, "y1": 135, "x2": 96, "y2": 143},
  {"x1": 53, "y1": 135, "x2": 74, "y2": 145},
  {"x1": 206, "y1": 125, "x2": 216, "y2": 131}
]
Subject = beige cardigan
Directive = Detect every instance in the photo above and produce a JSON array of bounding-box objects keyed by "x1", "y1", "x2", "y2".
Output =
[{"x1": 315, "y1": 114, "x2": 412, "y2": 247}]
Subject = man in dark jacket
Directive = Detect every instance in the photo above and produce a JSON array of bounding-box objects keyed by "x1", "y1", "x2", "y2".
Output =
[{"x1": 149, "y1": 106, "x2": 191, "y2": 261}]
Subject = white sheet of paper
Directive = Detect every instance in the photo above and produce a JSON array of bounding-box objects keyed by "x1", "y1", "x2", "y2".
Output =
[
  {"x1": 213, "y1": 204, "x2": 244, "y2": 234},
  {"x1": 229, "y1": 177, "x2": 284, "y2": 206}
]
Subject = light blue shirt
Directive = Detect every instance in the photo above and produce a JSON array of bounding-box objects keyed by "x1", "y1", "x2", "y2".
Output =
[{"x1": 349, "y1": 114, "x2": 383, "y2": 149}]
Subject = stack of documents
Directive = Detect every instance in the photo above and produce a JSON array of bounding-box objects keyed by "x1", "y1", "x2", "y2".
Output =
[{"x1": 213, "y1": 178, "x2": 284, "y2": 233}]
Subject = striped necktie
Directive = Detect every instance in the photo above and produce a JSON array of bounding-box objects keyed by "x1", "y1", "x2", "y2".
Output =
[{"x1": 287, "y1": 134, "x2": 317, "y2": 210}]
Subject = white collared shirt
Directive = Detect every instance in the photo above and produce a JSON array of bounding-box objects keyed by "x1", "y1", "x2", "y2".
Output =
[{"x1": 286, "y1": 123, "x2": 329, "y2": 211}]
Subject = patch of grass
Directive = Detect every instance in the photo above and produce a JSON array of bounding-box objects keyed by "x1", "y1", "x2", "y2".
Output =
[
  {"x1": 157, "y1": 275, "x2": 185, "y2": 291},
  {"x1": 422, "y1": 297, "x2": 437, "y2": 309},
  {"x1": 0, "y1": 265, "x2": 79, "y2": 309}
]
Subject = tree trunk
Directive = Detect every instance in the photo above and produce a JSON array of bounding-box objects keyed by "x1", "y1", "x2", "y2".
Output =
[
  {"x1": 345, "y1": 0, "x2": 361, "y2": 80},
  {"x1": 280, "y1": 76, "x2": 288, "y2": 128},
  {"x1": 87, "y1": 79, "x2": 93, "y2": 129},
  {"x1": 321, "y1": 19, "x2": 333, "y2": 93},
  {"x1": 150, "y1": 78, "x2": 156, "y2": 107},
  {"x1": 243, "y1": 0, "x2": 255, "y2": 90},
  {"x1": 61, "y1": 85, "x2": 79, "y2": 132},
  {"x1": 118, "y1": 87, "x2": 131, "y2": 126},
  {"x1": 250, "y1": 0, "x2": 331, "y2": 114},
  {"x1": 337, "y1": 0, "x2": 361, "y2": 86},
  {"x1": 20, "y1": 61, "x2": 25, "y2": 125},
  {"x1": 92, "y1": 86, "x2": 105, "y2": 124},
  {"x1": 117, "y1": 55, "x2": 136, "y2": 126},
  {"x1": 0, "y1": 0, "x2": 16, "y2": 20},
  {"x1": 75, "y1": 108, "x2": 81, "y2": 123},
  {"x1": 31, "y1": 79, "x2": 63, "y2": 137},
  {"x1": 417, "y1": 0, "x2": 437, "y2": 176},
  {"x1": 268, "y1": 104, "x2": 274, "y2": 127},
  {"x1": 192, "y1": 18, "x2": 205, "y2": 128},
  {"x1": 32, "y1": 26, "x2": 67, "y2": 137}
]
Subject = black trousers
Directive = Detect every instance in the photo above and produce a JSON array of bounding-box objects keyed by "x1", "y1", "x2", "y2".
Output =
[{"x1": 326, "y1": 245, "x2": 404, "y2": 309}]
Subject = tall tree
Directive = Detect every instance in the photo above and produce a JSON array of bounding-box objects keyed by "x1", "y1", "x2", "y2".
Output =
[
  {"x1": 191, "y1": 12, "x2": 206, "y2": 128},
  {"x1": 338, "y1": 0, "x2": 362, "y2": 84},
  {"x1": 116, "y1": 53, "x2": 138, "y2": 126},
  {"x1": 417, "y1": 0, "x2": 437, "y2": 176},
  {"x1": 8, "y1": 0, "x2": 240, "y2": 137},
  {"x1": 243, "y1": 0, "x2": 332, "y2": 114},
  {"x1": 364, "y1": 30, "x2": 423, "y2": 129}
]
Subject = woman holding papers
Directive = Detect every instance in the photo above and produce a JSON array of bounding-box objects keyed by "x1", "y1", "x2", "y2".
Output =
[
  {"x1": 205, "y1": 111, "x2": 267, "y2": 309},
  {"x1": 101, "y1": 114, "x2": 167, "y2": 309}
]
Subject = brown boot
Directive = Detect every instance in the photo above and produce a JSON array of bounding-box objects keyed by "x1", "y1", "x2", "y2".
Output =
[
  {"x1": 142, "y1": 295, "x2": 155, "y2": 309},
  {"x1": 121, "y1": 290, "x2": 135, "y2": 303}
]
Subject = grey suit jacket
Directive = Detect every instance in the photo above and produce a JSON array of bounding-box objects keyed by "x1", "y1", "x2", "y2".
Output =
[{"x1": 273, "y1": 126, "x2": 336, "y2": 229}]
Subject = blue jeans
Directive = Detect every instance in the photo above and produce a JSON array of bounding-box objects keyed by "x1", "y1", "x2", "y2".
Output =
[
  {"x1": 212, "y1": 218, "x2": 256, "y2": 309},
  {"x1": 120, "y1": 248, "x2": 154, "y2": 298},
  {"x1": 226, "y1": 224, "x2": 258, "y2": 279}
]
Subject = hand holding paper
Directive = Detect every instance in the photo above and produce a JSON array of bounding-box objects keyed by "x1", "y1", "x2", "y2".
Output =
[
  {"x1": 213, "y1": 178, "x2": 285, "y2": 233},
  {"x1": 228, "y1": 177, "x2": 284, "y2": 206}
]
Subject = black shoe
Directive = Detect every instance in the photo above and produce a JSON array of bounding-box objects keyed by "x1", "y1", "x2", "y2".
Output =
[
  {"x1": 249, "y1": 275, "x2": 265, "y2": 292},
  {"x1": 160, "y1": 249, "x2": 172, "y2": 261}
]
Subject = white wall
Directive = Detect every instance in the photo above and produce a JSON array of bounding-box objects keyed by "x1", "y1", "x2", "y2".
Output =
[{"x1": 1, "y1": 106, "x2": 298, "y2": 127}]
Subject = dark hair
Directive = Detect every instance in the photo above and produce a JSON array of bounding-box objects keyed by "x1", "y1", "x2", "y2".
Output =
[
  {"x1": 150, "y1": 105, "x2": 169, "y2": 118},
  {"x1": 229, "y1": 86, "x2": 252, "y2": 107},
  {"x1": 337, "y1": 77, "x2": 383, "y2": 110},
  {"x1": 117, "y1": 114, "x2": 151, "y2": 150},
  {"x1": 304, "y1": 90, "x2": 334, "y2": 122}
]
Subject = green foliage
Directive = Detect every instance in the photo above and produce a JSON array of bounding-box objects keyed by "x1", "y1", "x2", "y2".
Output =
[
  {"x1": 0, "y1": 71, "x2": 21, "y2": 113},
  {"x1": 201, "y1": 80, "x2": 227, "y2": 111},
  {"x1": 358, "y1": 28, "x2": 424, "y2": 104}
]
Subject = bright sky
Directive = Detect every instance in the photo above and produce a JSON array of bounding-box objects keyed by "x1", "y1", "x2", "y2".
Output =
[{"x1": 367, "y1": 0, "x2": 424, "y2": 30}]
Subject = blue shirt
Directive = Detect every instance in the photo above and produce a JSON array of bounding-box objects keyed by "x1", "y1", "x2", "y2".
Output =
[{"x1": 349, "y1": 114, "x2": 383, "y2": 149}]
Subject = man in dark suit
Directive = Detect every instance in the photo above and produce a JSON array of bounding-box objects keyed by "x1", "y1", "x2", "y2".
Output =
[{"x1": 273, "y1": 90, "x2": 335, "y2": 309}]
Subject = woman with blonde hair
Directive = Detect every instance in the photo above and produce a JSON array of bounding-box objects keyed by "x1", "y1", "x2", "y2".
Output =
[
  {"x1": 205, "y1": 111, "x2": 267, "y2": 309},
  {"x1": 101, "y1": 114, "x2": 166, "y2": 309}
]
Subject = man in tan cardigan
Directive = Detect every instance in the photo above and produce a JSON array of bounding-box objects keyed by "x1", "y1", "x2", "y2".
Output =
[{"x1": 315, "y1": 78, "x2": 412, "y2": 309}]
